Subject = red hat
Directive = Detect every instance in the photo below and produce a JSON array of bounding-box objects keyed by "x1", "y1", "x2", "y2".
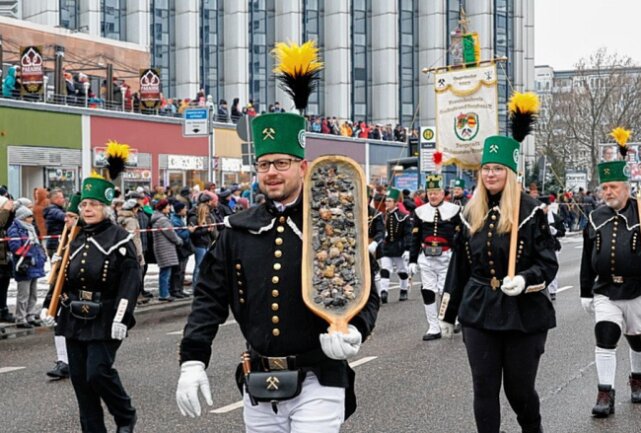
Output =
[{"x1": 155, "y1": 199, "x2": 170, "y2": 211}]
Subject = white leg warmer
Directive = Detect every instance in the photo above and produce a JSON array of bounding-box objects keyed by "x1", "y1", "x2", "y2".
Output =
[{"x1": 595, "y1": 346, "x2": 617, "y2": 387}]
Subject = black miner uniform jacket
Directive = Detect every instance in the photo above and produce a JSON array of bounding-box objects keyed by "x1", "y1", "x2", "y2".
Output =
[
  {"x1": 179, "y1": 196, "x2": 379, "y2": 419},
  {"x1": 381, "y1": 208, "x2": 412, "y2": 257},
  {"x1": 409, "y1": 201, "x2": 462, "y2": 263},
  {"x1": 440, "y1": 192, "x2": 557, "y2": 333},
  {"x1": 44, "y1": 219, "x2": 141, "y2": 340},
  {"x1": 580, "y1": 198, "x2": 641, "y2": 301},
  {"x1": 368, "y1": 206, "x2": 385, "y2": 261},
  {"x1": 452, "y1": 194, "x2": 468, "y2": 208}
]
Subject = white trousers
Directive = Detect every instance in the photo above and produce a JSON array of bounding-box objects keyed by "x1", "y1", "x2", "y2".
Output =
[
  {"x1": 594, "y1": 294, "x2": 641, "y2": 335},
  {"x1": 547, "y1": 252, "x2": 560, "y2": 294},
  {"x1": 55, "y1": 335, "x2": 68, "y2": 364},
  {"x1": 243, "y1": 373, "x2": 345, "y2": 433},
  {"x1": 417, "y1": 251, "x2": 452, "y2": 296},
  {"x1": 380, "y1": 256, "x2": 409, "y2": 293}
]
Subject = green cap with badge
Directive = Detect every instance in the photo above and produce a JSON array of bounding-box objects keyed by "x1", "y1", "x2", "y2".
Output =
[
  {"x1": 481, "y1": 135, "x2": 520, "y2": 173},
  {"x1": 81, "y1": 177, "x2": 115, "y2": 205},
  {"x1": 386, "y1": 187, "x2": 401, "y2": 201},
  {"x1": 66, "y1": 192, "x2": 82, "y2": 215},
  {"x1": 426, "y1": 174, "x2": 443, "y2": 191},
  {"x1": 598, "y1": 160, "x2": 629, "y2": 183},
  {"x1": 252, "y1": 113, "x2": 306, "y2": 159},
  {"x1": 453, "y1": 178, "x2": 465, "y2": 188}
]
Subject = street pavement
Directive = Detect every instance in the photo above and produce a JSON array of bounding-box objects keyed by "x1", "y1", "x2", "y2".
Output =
[{"x1": 2, "y1": 233, "x2": 641, "y2": 432}]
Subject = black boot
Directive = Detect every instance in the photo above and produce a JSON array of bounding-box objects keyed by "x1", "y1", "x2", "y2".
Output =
[
  {"x1": 0, "y1": 308, "x2": 15, "y2": 322},
  {"x1": 46, "y1": 361, "x2": 69, "y2": 380},
  {"x1": 630, "y1": 373, "x2": 641, "y2": 403},
  {"x1": 380, "y1": 291, "x2": 388, "y2": 304},
  {"x1": 592, "y1": 384, "x2": 615, "y2": 417},
  {"x1": 399, "y1": 290, "x2": 408, "y2": 301}
]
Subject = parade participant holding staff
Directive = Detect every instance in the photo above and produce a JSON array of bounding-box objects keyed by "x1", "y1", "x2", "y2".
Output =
[
  {"x1": 409, "y1": 172, "x2": 461, "y2": 341},
  {"x1": 379, "y1": 187, "x2": 412, "y2": 303},
  {"x1": 367, "y1": 187, "x2": 385, "y2": 299},
  {"x1": 41, "y1": 143, "x2": 140, "y2": 433},
  {"x1": 176, "y1": 40, "x2": 379, "y2": 433},
  {"x1": 439, "y1": 93, "x2": 557, "y2": 433},
  {"x1": 580, "y1": 127, "x2": 641, "y2": 418}
]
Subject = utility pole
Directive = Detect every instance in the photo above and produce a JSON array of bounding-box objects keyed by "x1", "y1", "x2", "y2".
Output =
[{"x1": 54, "y1": 45, "x2": 65, "y2": 99}]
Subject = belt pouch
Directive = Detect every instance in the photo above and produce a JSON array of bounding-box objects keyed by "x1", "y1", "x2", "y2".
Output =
[
  {"x1": 69, "y1": 300, "x2": 101, "y2": 320},
  {"x1": 423, "y1": 246, "x2": 443, "y2": 256},
  {"x1": 245, "y1": 370, "x2": 303, "y2": 402}
]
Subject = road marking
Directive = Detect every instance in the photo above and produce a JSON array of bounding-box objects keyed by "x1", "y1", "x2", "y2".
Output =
[
  {"x1": 209, "y1": 356, "x2": 378, "y2": 414},
  {"x1": 167, "y1": 319, "x2": 237, "y2": 335},
  {"x1": 557, "y1": 285, "x2": 573, "y2": 293},
  {"x1": 0, "y1": 366, "x2": 26, "y2": 374}
]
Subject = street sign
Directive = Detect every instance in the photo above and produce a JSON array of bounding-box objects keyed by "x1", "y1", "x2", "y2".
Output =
[
  {"x1": 420, "y1": 126, "x2": 437, "y2": 172},
  {"x1": 183, "y1": 108, "x2": 210, "y2": 136}
]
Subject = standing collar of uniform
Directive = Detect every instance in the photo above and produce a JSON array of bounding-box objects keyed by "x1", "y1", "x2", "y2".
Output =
[
  {"x1": 266, "y1": 193, "x2": 303, "y2": 216},
  {"x1": 488, "y1": 191, "x2": 502, "y2": 208},
  {"x1": 82, "y1": 218, "x2": 112, "y2": 235}
]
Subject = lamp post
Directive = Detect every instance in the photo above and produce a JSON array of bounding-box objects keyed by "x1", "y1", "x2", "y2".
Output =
[
  {"x1": 120, "y1": 85, "x2": 127, "y2": 111},
  {"x1": 83, "y1": 81, "x2": 90, "y2": 107}
]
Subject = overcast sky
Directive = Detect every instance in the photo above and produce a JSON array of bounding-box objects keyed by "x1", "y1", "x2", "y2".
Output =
[{"x1": 535, "y1": 0, "x2": 641, "y2": 70}]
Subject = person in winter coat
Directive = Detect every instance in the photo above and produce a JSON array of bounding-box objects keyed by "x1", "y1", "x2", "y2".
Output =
[
  {"x1": 188, "y1": 194, "x2": 218, "y2": 285},
  {"x1": 8, "y1": 206, "x2": 47, "y2": 328},
  {"x1": 170, "y1": 202, "x2": 195, "y2": 298},
  {"x1": 0, "y1": 194, "x2": 15, "y2": 322},
  {"x1": 43, "y1": 189, "x2": 66, "y2": 258},
  {"x1": 151, "y1": 199, "x2": 183, "y2": 301},
  {"x1": 2, "y1": 65, "x2": 19, "y2": 98},
  {"x1": 33, "y1": 188, "x2": 49, "y2": 240}
]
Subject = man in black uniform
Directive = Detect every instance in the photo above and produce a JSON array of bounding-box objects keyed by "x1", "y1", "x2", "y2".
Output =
[
  {"x1": 380, "y1": 187, "x2": 412, "y2": 302},
  {"x1": 41, "y1": 175, "x2": 140, "y2": 433},
  {"x1": 408, "y1": 174, "x2": 462, "y2": 341},
  {"x1": 368, "y1": 190, "x2": 386, "y2": 300},
  {"x1": 176, "y1": 111, "x2": 379, "y2": 432},
  {"x1": 451, "y1": 178, "x2": 468, "y2": 207},
  {"x1": 580, "y1": 157, "x2": 641, "y2": 417}
]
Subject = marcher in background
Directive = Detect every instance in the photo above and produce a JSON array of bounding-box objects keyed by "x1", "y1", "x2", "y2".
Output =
[
  {"x1": 402, "y1": 189, "x2": 417, "y2": 213},
  {"x1": 41, "y1": 171, "x2": 140, "y2": 433},
  {"x1": 409, "y1": 174, "x2": 461, "y2": 341},
  {"x1": 380, "y1": 187, "x2": 412, "y2": 303},
  {"x1": 0, "y1": 194, "x2": 15, "y2": 322},
  {"x1": 151, "y1": 199, "x2": 183, "y2": 302},
  {"x1": 44, "y1": 188, "x2": 66, "y2": 258},
  {"x1": 170, "y1": 202, "x2": 194, "y2": 298},
  {"x1": 8, "y1": 206, "x2": 47, "y2": 328},
  {"x1": 367, "y1": 189, "x2": 386, "y2": 302},
  {"x1": 440, "y1": 93, "x2": 557, "y2": 433},
  {"x1": 452, "y1": 178, "x2": 469, "y2": 207},
  {"x1": 188, "y1": 193, "x2": 218, "y2": 286},
  {"x1": 546, "y1": 203, "x2": 565, "y2": 301},
  {"x1": 580, "y1": 128, "x2": 641, "y2": 418}
]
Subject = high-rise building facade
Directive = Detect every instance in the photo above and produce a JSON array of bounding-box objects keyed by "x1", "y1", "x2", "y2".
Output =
[{"x1": 5, "y1": 0, "x2": 534, "y2": 135}]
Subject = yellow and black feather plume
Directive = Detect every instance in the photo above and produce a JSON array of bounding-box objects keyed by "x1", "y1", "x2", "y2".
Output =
[
  {"x1": 272, "y1": 40, "x2": 324, "y2": 112},
  {"x1": 508, "y1": 92, "x2": 540, "y2": 143},
  {"x1": 610, "y1": 127, "x2": 632, "y2": 158},
  {"x1": 105, "y1": 140, "x2": 130, "y2": 181}
]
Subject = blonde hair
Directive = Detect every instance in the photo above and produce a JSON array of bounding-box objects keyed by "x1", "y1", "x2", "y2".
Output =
[
  {"x1": 197, "y1": 202, "x2": 209, "y2": 226},
  {"x1": 465, "y1": 169, "x2": 520, "y2": 235}
]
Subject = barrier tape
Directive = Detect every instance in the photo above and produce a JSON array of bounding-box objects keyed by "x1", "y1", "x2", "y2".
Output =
[{"x1": 0, "y1": 222, "x2": 225, "y2": 242}]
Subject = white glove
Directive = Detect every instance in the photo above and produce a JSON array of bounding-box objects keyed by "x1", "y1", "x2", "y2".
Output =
[
  {"x1": 500, "y1": 275, "x2": 526, "y2": 296},
  {"x1": 50, "y1": 254, "x2": 62, "y2": 265},
  {"x1": 111, "y1": 322, "x2": 128, "y2": 340},
  {"x1": 408, "y1": 263, "x2": 418, "y2": 276},
  {"x1": 581, "y1": 297, "x2": 595, "y2": 314},
  {"x1": 368, "y1": 241, "x2": 378, "y2": 256},
  {"x1": 319, "y1": 325, "x2": 362, "y2": 360},
  {"x1": 440, "y1": 321, "x2": 454, "y2": 338},
  {"x1": 39, "y1": 308, "x2": 55, "y2": 327},
  {"x1": 402, "y1": 251, "x2": 410, "y2": 262},
  {"x1": 176, "y1": 361, "x2": 213, "y2": 417}
]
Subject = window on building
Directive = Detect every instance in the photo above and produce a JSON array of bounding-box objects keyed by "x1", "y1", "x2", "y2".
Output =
[
  {"x1": 446, "y1": 0, "x2": 464, "y2": 65},
  {"x1": 200, "y1": 0, "x2": 224, "y2": 107},
  {"x1": 399, "y1": 0, "x2": 418, "y2": 128},
  {"x1": 102, "y1": 0, "x2": 127, "y2": 40},
  {"x1": 303, "y1": 0, "x2": 325, "y2": 116},
  {"x1": 351, "y1": 0, "x2": 371, "y2": 122},
  {"x1": 59, "y1": 0, "x2": 79, "y2": 30},
  {"x1": 248, "y1": 0, "x2": 275, "y2": 113},
  {"x1": 151, "y1": 0, "x2": 176, "y2": 97},
  {"x1": 494, "y1": 0, "x2": 513, "y2": 135}
]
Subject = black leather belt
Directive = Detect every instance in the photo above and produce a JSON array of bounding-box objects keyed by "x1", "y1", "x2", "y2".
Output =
[
  {"x1": 70, "y1": 290, "x2": 102, "y2": 302},
  {"x1": 610, "y1": 275, "x2": 641, "y2": 284},
  {"x1": 250, "y1": 347, "x2": 326, "y2": 371},
  {"x1": 471, "y1": 276, "x2": 503, "y2": 291}
]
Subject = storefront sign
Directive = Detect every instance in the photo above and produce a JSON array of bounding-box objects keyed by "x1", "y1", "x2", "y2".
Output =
[
  {"x1": 420, "y1": 126, "x2": 437, "y2": 173},
  {"x1": 122, "y1": 169, "x2": 152, "y2": 180},
  {"x1": 47, "y1": 168, "x2": 75, "y2": 182},
  {"x1": 168, "y1": 155, "x2": 205, "y2": 170},
  {"x1": 20, "y1": 46, "x2": 44, "y2": 95},
  {"x1": 94, "y1": 147, "x2": 138, "y2": 167},
  {"x1": 184, "y1": 108, "x2": 210, "y2": 136},
  {"x1": 221, "y1": 157, "x2": 243, "y2": 172},
  {"x1": 139, "y1": 68, "x2": 161, "y2": 109}
]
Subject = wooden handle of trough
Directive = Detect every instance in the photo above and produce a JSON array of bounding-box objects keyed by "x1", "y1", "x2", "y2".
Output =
[
  {"x1": 48, "y1": 223, "x2": 80, "y2": 316},
  {"x1": 47, "y1": 223, "x2": 69, "y2": 285},
  {"x1": 329, "y1": 318, "x2": 349, "y2": 334},
  {"x1": 507, "y1": 185, "x2": 521, "y2": 279}
]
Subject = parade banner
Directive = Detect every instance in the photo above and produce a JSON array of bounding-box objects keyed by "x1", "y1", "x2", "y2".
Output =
[
  {"x1": 139, "y1": 68, "x2": 161, "y2": 109},
  {"x1": 435, "y1": 64, "x2": 499, "y2": 169},
  {"x1": 20, "y1": 46, "x2": 44, "y2": 95}
]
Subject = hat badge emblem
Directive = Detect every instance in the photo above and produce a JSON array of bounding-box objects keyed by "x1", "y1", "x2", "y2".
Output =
[
  {"x1": 489, "y1": 144, "x2": 499, "y2": 153},
  {"x1": 262, "y1": 127, "x2": 276, "y2": 140}
]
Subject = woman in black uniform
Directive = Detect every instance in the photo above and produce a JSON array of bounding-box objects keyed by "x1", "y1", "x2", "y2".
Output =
[{"x1": 439, "y1": 94, "x2": 558, "y2": 433}]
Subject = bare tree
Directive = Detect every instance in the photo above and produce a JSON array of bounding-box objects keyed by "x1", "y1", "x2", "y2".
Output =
[{"x1": 536, "y1": 48, "x2": 641, "y2": 189}]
